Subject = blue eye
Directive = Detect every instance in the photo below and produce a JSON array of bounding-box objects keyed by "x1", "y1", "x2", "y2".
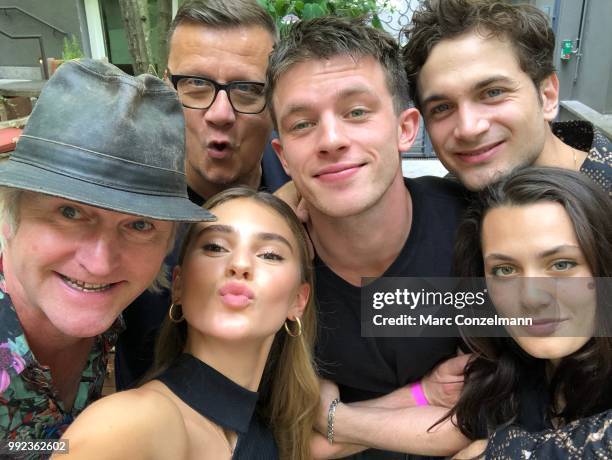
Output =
[
  {"x1": 551, "y1": 260, "x2": 577, "y2": 271},
  {"x1": 485, "y1": 88, "x2": 504, "y2": 98},
  {"x1": 291, "y1": 120, "x2": 314, "y2": 131},
  {"x1": 130, "y1": 221, "x2": 153, "y2": 232},
  {"x1": 348, "y1": 108, "x2": 367, "y2": 118},
  {"x1": 60, "y1": 206, "x2": 81, "y2": 219},
  {"x1": 187, "y1": 78, "x2": 211, "y2": 88},
  {"x1": 491, "y1": 265, "x2": 516, "y2": 277}
]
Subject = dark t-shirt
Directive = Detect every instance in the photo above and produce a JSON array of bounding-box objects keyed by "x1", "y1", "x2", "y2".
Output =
[
  {"x1": 316, "y1": 176, "x2": 469, "y2": 401},
  {"x1": 114, "y1": 147, "x2": 289, "y2": 390},
  {"x1": 314, "y1": 177, "x2": 469, "y2": 460}
]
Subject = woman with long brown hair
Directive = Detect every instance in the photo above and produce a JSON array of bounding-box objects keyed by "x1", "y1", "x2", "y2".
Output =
[
  {"x1": 451, "y1": 167, "x2": 612, "y2": 458},
  {"x1": 57, "y1": 188, "x2": 319, "y2": 459}
]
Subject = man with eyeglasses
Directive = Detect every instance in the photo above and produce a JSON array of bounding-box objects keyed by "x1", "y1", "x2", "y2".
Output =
[
  {"x1": 164, "y1": 0, "x2": 287, "y2": 201},
  {"x1": 114, "y1": 0, "x2": 289, "y2": 389},
  {"x1": 167, "y1": 75, "x2": 266, "y2": 118}
]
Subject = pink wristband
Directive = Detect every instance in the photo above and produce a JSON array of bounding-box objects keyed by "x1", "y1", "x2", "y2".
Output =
[{"x1": 410, "y1": 381, "x2": 429, "y2": 406}]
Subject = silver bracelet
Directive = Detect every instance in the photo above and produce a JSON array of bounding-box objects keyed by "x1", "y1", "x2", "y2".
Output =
[{"x1": 327, "y1": 397, "x2": 341, "y2": 444}]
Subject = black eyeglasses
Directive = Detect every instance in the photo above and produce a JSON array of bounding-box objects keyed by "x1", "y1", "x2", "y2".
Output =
[{"x1": 168, "y1": 73, "x2": 267, "y2": 114}]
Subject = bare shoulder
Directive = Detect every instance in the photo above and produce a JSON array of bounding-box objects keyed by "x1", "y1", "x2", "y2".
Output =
[{"x1": 58, "y1": 385, "x2": 188, "y2": 460}]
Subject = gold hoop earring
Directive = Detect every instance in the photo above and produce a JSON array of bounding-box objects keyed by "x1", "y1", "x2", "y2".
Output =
[
  {"x1": 284, "y1": 317, "x2": 302, "y2": 337},
  {"x1": 168, "y1": 303, "x2": 184, "y2": 323}
]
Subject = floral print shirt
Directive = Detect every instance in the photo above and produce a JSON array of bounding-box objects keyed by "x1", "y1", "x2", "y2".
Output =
[
  {"x1": 0, "y1": 277, "x2": 124, "y2": 442},
  {"x1": 552, "y1": 120, "x2": 612, "y2": 196}
]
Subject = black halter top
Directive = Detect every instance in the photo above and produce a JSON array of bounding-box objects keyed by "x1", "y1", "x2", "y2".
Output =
[{"x1": 157, "y1": 353, "x2": 278, "y2": 459}]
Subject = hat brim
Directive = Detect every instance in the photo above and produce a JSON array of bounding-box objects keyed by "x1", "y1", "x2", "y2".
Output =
[{"x1": 0, "y1": 160, "x2": 215, "y2": 222}]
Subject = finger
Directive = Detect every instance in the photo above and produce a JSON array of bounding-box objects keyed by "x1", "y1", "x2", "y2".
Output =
[
  {"x1": 274, "y1": 180, "x2": 300, "y2": 211},
  {"x1": 441, "y1": 382, "x2": 464, "y2": 394},
  {"x1": 443, "y1": 353, "x2": 472, "y2": 376}
]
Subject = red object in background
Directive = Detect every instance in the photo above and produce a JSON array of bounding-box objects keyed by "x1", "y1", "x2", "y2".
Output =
[{"x1": 0, "y1": 128, "x2": 22, "y2": 153}]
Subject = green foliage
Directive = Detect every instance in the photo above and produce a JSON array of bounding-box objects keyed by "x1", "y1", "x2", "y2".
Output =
[
  {"x1": 62, "y1": 35, "x2": 84, "y2": 61},
  {"x1": 256, "y1": 0, "x2": 394, "y2": 34}
]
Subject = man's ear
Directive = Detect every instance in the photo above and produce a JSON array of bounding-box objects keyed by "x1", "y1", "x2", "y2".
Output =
[
  {"x1": 540, "y1": 73, "x2": 560, "y2": 121},
  {"x1": 271, "y1": 138, "x2": 291, "y2": 176},
  {"x1": 162, "y1": 68, "x2": 174, "y2": 89},
  {"x1": 171, "y1": 266, "x2": 182, "y2": 304},
  {"x1": 1, "y1": 222, "x2": 11, "y2": 241},
  {"x1": 397, "y1": 107, "x2": 420, "y2": 153},
  {"x1": 288, "y1": 282, "x2": 310, "y2": 320}
]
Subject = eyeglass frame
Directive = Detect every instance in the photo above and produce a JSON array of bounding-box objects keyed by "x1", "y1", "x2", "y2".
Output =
[{"x1": 167, "y1": 72, "x2": 267, "y2": 114}]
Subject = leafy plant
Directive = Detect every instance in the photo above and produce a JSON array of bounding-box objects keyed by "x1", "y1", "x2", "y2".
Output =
[
  {"x1": 62, "y1": 35, "x2": 84, "y2": 61},
  {"x1": 256, "y1": 0, "x2": 395, "y2": 34}
]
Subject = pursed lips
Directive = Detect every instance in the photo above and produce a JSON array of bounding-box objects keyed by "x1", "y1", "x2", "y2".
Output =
[
  {"x1": 219, "y1": 281, "x2": 255, "y2": 308},
  {"x1": 207, "y1": 140, "x2": 234, "y2": 159}
]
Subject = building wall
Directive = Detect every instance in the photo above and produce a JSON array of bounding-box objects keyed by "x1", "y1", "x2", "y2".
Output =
[
  {"x1": 0, "y1": 0, "x2": 84, "y2": 77},
  {"x1": 532, "y1": 0, "x2": 556, "y2": 22},
  {"x1": 556, "y1": 0, "x2": 612, "y2": 115}
]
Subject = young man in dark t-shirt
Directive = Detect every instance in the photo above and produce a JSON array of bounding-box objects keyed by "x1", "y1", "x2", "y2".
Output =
[
  {"x1": 267, "y1": 16, "x2": 471, "y2": 458},
  {"x1": 315, "y1": 177, "x2": 468, "y2": 405}
]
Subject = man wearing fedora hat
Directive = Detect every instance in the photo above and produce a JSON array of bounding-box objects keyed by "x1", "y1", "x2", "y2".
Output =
[{"x1": 0, "y1": 59, "x2": 214, "y2": 441}]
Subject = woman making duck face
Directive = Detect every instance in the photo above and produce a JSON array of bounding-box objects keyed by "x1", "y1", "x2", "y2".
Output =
[
  {"x1": 56, "y1": 189, "x2": 319, "y2": 460},
  {"x1": 452, "y1": 167, "x2": 612, "y2": 459}
]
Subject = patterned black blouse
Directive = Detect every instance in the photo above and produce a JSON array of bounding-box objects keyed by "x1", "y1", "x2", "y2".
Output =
[
  {"x1": 552, "y1": 120, "x2": 611, "y2": 196},
  {"x1": 486, "y1": 409, "x2": 611, "y2": 459}
]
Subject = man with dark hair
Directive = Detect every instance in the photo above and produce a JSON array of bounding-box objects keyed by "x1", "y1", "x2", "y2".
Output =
[
  {"x1": 268, "y1": 16, "x2": 470, "y2": 458},
  {"x1": 115, "y1": 0, "x2": 289, "y2": 389},
  {"x1": 402, "y1": 0, "x2": 610, "y2": 194}
]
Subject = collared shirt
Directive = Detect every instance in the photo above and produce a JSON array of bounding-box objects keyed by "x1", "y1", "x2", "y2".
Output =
[
  {"x1": 0, "y1": 276, "x2": 124, "y2": 441},
  {"x1": 156, "y1": 353, "x2": 278, "y2": 459},
  {"x1": 552, "y1": 120, "x2": 612, "y2": 196}
]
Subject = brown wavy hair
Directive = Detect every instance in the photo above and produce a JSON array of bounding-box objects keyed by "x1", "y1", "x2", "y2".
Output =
[
  {"x1": 402, "y1": 0, "x2": 555, "y2": 110},
  {"x1": 266, "y1": 15, "x2": 409, "y2": 126},
  {"x1": 449, "y1": 167, "x2": 612, "y2": 438},
  {"x1": 152, "y1": 187, "x2": 319, "y2": 460}
]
